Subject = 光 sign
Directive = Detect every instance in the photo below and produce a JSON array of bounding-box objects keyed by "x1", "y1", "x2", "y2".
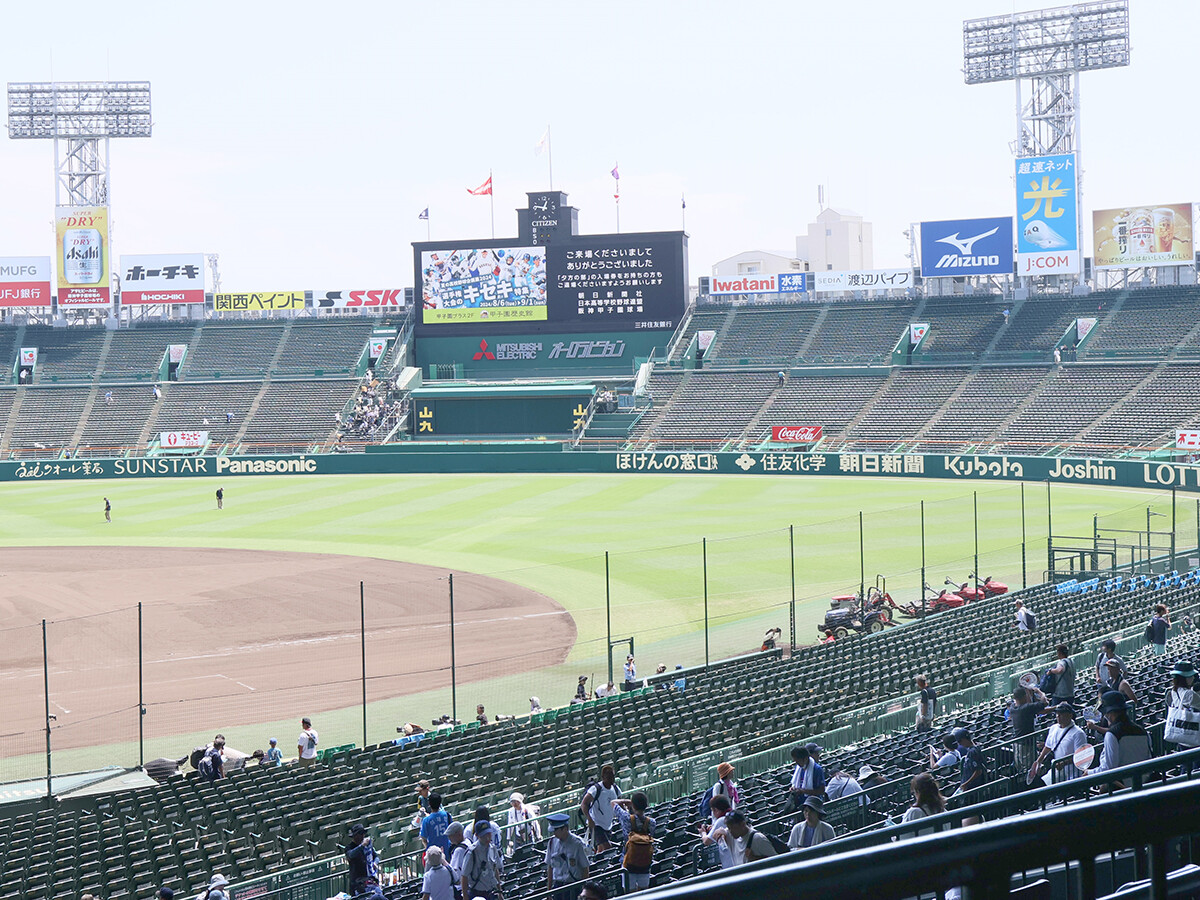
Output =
[{"x1": 920, "y1": 217, "x2": 1013, "y2": 277}]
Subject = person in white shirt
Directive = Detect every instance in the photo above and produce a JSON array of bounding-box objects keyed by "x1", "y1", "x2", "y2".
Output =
[
  {"x1": 787, "y1": 796, "x2": 836, "y2": 849},
  {"x1": 928, "y1": 733, "x2": 960, "y2": 770},
  {"x1": 899, "y1": 773, "x2": 947, "y2": 834},
  {"x1": 594, "y1": 682, "x2": 617, "y2": 698},
  {"x1": 823, "y1": 763, "x2": 864, "y2": 805},
  {"x1": 506, "y1": 792, "x2": 541, "y2": 851},
  {"x1": 297, "y1": 717, "x2": 318, "y2": 767},
  {"x1": 1014, "y1": 600, "x2": 1034, "y2": 632},
  {"x1": 420, "y1": 846, "x2": 456, "y2": 900},
  {"x1": 580, "y1": 764, "x2": 622, "y2": 852},
  {"x1": 1033, "y1": 702, "x2": 1088, "y2": 782},
  {"x1": 698, "y1": 794, "x2": 735, "y2": 868}
]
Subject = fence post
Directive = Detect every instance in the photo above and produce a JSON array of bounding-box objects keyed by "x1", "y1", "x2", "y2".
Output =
[
  {"x1": 605, "y1": 552, "x2": 613, "y2": 685},
  {"x1": 43, "y1": 619, "x2": 51, "y2": 800},
  {"x1": 360, "y1": 581, "x2": 367, "y2": 749},
  {"x1": 973, "y1": 491, "x2": 979, "y2": 592},
  {"x1": 702, "y1": 538, "x2": 709, "y2": 671},
  {"x1": 1171, "y1": 488, "x2": 1177, "y2": 568},
  {"x1": 920, "y1": 501, "x2": 926, "y2": 620},
  {"x1": 858, "y1": 512, "x2": 865, "y2": 601},
  {"x1": 1046, "y1": 480, "x2": 1053, "y2": 580},
  {"x1": 138, "y1": 601, "x2": 145, "y2": 768},
  {"x1": 789, "y1": 525, "x2": 796, "y2": 654},
  {"x1": 448, "y1": 574, "x2": 457, "y2": 725}
]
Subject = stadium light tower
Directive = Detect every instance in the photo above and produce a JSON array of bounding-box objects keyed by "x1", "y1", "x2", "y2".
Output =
[
  {"x1": 963, "y1": 2, "x2": 1129, "y2": 158},
  {"x1": 7, "y1": 81, "x2": 152, "y2": 207}
]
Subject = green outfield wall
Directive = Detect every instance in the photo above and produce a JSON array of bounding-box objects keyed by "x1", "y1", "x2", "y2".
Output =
[{"x1": 3, "y1": 450, "x2": 1199, "y2": 491}]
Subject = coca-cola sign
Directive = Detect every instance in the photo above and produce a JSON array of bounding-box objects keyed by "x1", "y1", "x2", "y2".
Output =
[{"x1": 772, "y1": 425, "x2": 822, "y2": 443}]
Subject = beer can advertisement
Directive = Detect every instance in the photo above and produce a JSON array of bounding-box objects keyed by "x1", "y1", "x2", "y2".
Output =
[
  {"x1": 421, "y1": 247, "x2": 548, "y2": 324},
  {"x1": 1092, "y1": 203, "x2": 1193, "y2": 269},
  {"x1": 55, "y1": 206, "x2": 111, "y2": 307},
  {"x1": 0, "y1": 256, "x2": 52, "y2": 307},
  {"x1": 120, "y1": 253, "x2": 206, "y2": 304}
]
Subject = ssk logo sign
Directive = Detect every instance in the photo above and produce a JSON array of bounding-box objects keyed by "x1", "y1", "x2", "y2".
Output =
[
  {"x1": 772, "y1": 425, "x2": 822, "y2": 443},
  {"x1": 920, "y1": 216, "x2": 1013, "y2": 277},
  {"x1": 313, "y1": 289, "x2": 406, "y2": 309}
]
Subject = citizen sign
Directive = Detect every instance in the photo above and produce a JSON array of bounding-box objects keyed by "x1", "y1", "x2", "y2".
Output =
[{"x1": 772, "y1": 426, "x2": 822, "y2": 443}]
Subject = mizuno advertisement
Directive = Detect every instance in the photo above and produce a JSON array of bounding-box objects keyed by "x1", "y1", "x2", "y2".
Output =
[{"x1": 919, "y1": 217, "x2": 1013, "y2": 277}]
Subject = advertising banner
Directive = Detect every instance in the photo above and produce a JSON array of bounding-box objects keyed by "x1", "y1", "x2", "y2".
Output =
[
  {"x1": 159, "y1": 431, "x2": 208, "y2": 450},
  {"x1": 1014, "y1": 153, "x2": 1079, "y2": 276},
  {"x1": 771, "y1": 426, "x2": 822, "y2": 443},
  {"x1": 1092, "y1": 204, "x2": 1194, "y2": 269},
  {"x1": 421, "y1": 247, "x2": 547, "y2": 324},
  {"x1": 312, "y1": 289, "x2": 406, "y2": 309},
  {"x1": 214, "y1": 292, "x2": 305, "y2": 312},
  {"x1": 168, "y1": 344, "x2": 187, "y2": 364},
  {"x1": 910, "y1": 323, "x2": 929, "y2": 345},
  {"x1": 120, "y1": 254, "x2": 205, "y2": 304},
  {"x1": 813, "y1": 268, "x2": 912, "y2": 292},
  {"x1": 1076, "y1": 318, "x2": 1098, "y2": 342},
  {"x1": 0, "y1": 256, "x2": 52, "y2": 307},
  {"x1": 19, "y1": 348, "x2": 36, "y2": 366},
  {"x1": 697, "y1": 330, "x2": 716, "y2": 352},
  {"x1": 368, "y1": 338, "x2": 387, "y2": 359},
  {"x1": 55, "y1": 206, "x2": 111, "y2": 307},
  {"x1": 919, "y1": 217, "x2": 1013, "y2": 277},
  {"x1": 1177, "y1": 430, "x2": 1200, "y2": 451}
]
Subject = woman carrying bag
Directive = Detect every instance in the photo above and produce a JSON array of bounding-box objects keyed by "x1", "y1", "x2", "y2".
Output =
[{"x1": 1165, "y1": 661, "x2": 1200, "y2": 774}]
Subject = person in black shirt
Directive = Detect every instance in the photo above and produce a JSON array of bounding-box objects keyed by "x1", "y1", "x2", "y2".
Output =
[
  {"x1": 345, "y1": 823, "x2": 383, "y2": 899},
  {"x1": 1008, "y1": 685, "x2": 1048, "y2": 773},
  {"x1": 215, "y1": 487, "x2": 224, "y2": 510}
]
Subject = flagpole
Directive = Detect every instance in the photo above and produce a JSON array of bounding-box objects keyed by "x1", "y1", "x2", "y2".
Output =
[
  {"x1": 682, "y1": 195, "x2": 686, "y2": 231},
  {"x1": 489, "y1": 169, "x2": 495, "y2": 239},
  {"x1": 547, "y1": 126, "x2": 553, "y2": 191},
  {"x1": 426, "y1": 215, "x2": 430, "y2": 242}
]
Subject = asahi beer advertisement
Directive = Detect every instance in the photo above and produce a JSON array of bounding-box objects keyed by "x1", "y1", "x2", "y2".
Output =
[
  {"x1": 55, "y1": 206, "x2": 111, "y2": 307},
  {"x1": 1092, "y1": 204, "x2": 1194, "y2": 269}
]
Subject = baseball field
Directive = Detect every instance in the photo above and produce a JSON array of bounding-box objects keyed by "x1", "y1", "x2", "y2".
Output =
[{"x1": 0, "y1": 471, "x2": 1189, "y2": 783}]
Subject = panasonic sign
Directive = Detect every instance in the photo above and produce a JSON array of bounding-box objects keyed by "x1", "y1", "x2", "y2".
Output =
[{"x1": 919, "y1": 216, "x2": 1013, "y2": 278}]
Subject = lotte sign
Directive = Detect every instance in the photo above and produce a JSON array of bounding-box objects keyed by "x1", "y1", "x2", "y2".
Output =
[{"x1": 772, "y1": 426, "x2": 822, "y2": 443}]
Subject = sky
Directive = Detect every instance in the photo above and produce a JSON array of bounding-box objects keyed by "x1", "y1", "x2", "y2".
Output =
[{"x1": 0, "y1": 0, "x2": 1195, "y2": 291}]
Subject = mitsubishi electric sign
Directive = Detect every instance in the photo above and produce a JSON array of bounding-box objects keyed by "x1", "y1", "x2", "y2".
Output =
[{"x1": 919, "y1": 216, "x2": 1014, "y2": 277}]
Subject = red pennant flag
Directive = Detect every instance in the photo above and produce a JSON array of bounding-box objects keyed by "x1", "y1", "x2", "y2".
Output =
[{"x1": 467, "y1": 176, "x2": 493, "y2": 196}]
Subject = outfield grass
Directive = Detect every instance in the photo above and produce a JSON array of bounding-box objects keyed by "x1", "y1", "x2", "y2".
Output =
[{"x1": 0, "y1": 472, "x2": 1192, "y2": 779}]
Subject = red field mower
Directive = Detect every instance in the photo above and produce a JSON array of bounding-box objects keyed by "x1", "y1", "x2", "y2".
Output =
[{"x1": 943, "y1": 575, "x2": 1009, "y2": 603}]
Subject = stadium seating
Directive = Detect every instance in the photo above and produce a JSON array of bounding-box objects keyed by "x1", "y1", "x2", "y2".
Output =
[
  {"x1": 240, "y1": 379, "x2": 356, "y2": 449},
  {"x1": 101, "y1": 324, "x2": 199, "y2": 381},
  {"x1": 182, "y1": 324, "x2": 288, "y2": 378},
  {"x1": 23, "y1": 326, "x2": 107, "y2": 383},
  {"x1": 801, "y1": 301, "x2": 917, "y2": 363},
  {"x1": 273, "y1": 320, "x2": 377, "y2": 376},
  {"x1": 919, "y1": 298, "x2": 1008, "y2": 356}
]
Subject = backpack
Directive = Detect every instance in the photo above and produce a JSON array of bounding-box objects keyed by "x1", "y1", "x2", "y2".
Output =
[
  {"x1": 465, "y1": 843, "x2": 501, "y2": 894},
  {"x1": 622, "y1": 815, "x2": 654, "y2": 870},
  {"x1": 748, "y1": 828, "x2": 789, "y2": 856},
  {"x1": 1024, "y1": 609, "x2": 1037, "y2": 631},
  {"x1": 1145, "y1": 622, "x2": 1155, "y2": 643},
  {"x1": 1038, "y1": 668, "x2": 1058, "y2": 695},
  {"x1": 697, "y1": 785, "x2": 715, "y2": 820},
  {"x1": 198, "y1": 751, "x2": 217, "y2": 781}
]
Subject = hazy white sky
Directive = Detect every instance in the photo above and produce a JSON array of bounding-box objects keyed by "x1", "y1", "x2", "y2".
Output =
[{"x1": 0, "y1": 0, "x2": 1194, "y2": 290}]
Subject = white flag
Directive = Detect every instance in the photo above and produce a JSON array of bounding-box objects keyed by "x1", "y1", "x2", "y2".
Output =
[{"x1": 535, "y1": 128, "x2": 549, "y2": 156}]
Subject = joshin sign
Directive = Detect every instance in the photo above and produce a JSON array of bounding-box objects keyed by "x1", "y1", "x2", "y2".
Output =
[{"x1": 56, "y1": 206, "x2": 111, "y2": 307}]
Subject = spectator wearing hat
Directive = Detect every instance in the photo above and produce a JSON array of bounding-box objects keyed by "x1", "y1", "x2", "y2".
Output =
[
  {"x1": 713, "y1": 761, "x2": 741, "y2": 808},
  {"x1": 265, "y1": 738, "x2": 282, "y2": 767},
  {"x1": 915, "y1": 675, "x2": 936, "y2": 732},
  {"x1": 297, "y1": 717, "x2": 318, "y2": 768},
  {"x1": 545, "y1": 812, "x2": 590, "y2": 900},
  {"x1": 199, "y1": 874, "x2": 229, "y2": 900},
  {"x1": 421, "y1": 845, "x2": 456, "y2": 900},
  {"x1": 1166, "y1": 660, "x2": 1200, "y2": 771},
  {"x1": 623, "y1": 655, "x2": 637, "y2": 691},
  {"x1": 460, "y1": 819, "x2": 504, "y2": 900},
  {"x1": 805, "y1": 742, "x2": 824, "y2": 764},
  {"x1": 1150, "y1": 604, "x2": 1171, "y2": 655},
  {"x1": 445, "y1": 822, "x2": 470, "y2": 883},
  {"x1": 928, "y1": 734, "x2": 960, "y2": 771},
  {"x1": 345, "y1": 824, "x2": 383, "y2": 899},
  {"x1": 156, "y1": 888, "x2": 175, "y2": 900},
  {"x1": 1097, "y1": 659, "x2": 1136, "y2": 717},
  {"x1": 673, "y1": 665, "x2": 687, "y2": 692},
  {"x1": 1091, "y1": 691, "x2": 1151, "y2": 777},
  {"x1": 954, "y1": 728, "x2": 987, "y2": 793},
  {"x1": 1095, "y1": 639, "x2": 1125, "y2": 689},
  {"x1": 420, "y1": 792, "x2": 452, "y2": 854},
  {"x1": 612, "y1": 791, "x2": 655, "y2": 892},
  {"x1": 574, "y1": 676, "x2": 590, "y2": 704},
  {"x1": 788, "y1": 746, "x2": 824, "y2": 809},
  {"x1": 594, "y1": 681, "x2": 617, "y2": 698},
  {"x1": 1033, "y1": 702, "x2": 1087, "y2": 783},
  {"x1": 581, "y1": 764, "x2": 622, "y2": 851},
  {"x1": 787, "y1": 796, "x2": 835, "y2": 849},
  {"x1": 415, "y1": 779, "x2": 433, "y2": 818},
  {"x1": 857, "y1": 764, "x2": 887, "y2": 791},
  {"x1": 507, "y1": 791, "x2": 541, "y2": 851}
]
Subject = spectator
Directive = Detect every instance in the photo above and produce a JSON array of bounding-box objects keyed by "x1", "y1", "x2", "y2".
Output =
[
  {"x1": 421, "y1": 845, "x2": 456, "y2": 900},
  {"x1": 776, "y1": 370, "x2": 786, "y2": 388},
  {"x1": 465, "y1": 805, "x2": 501, "y2": 851},
  {"x1": 1002, "y1": 308, "x2": 1010, "y2": 325},
  {"x1": 507, "y1": 791, "x2": 542, "y2": 852},
  {"x1": 152, "y1": 384, "x2": 161, "y2": 400},
  {"x1": 787, "y1": 796, "x2": 835, "y2": 849},
  {"x1": 713, "y1": 761, "x2": 741, "y2": 808},
  {"x1": 673, "y1": 666, "x2": 687, "y2": 692},
  {"x1": 265, "y1": 738, "x2": 282, "y2": 767},
  {"x1": 1033, "y1": 702, "x2": 1087, "y2": 783},
  {"x1": 824, "y1": 761, "x2": 864, "y2": 803},
  {"x1": 1091, "y1": 691, "x2": 1151, "y2": 778},
  {"x1": 900, "y1": 773, "x2": 946, "y2": 829},
  {"x1": 530, "y1": 696, "x2": 544, "y2": 713},
  {"x1": 594, "y1": 681, "x2": 616, "y2": 698},
  {"x1": 954, "y1": 728, "x2": 987, "y2": 794},
  {"x1": 297, "y1": 717, "x2": 318, "y2": 768},
  {"x1": 104, "y1": 390, "x2": 113, "y2": 405},
  {"x1": 581, "y1": 764, "x2": 622, "y2": 852},
  {"x1": 199, "y1": 737, "x2": 225, "y2": 782},
  {"x1": 761, "y1": 627, "x2": 782, "y2": 651},
  {"x1": 420, "y1": 792, "x2": 452, "y2": 854},
  {"x1": 623, "y1": 655, "x2": 637, "y2": 691},
  {"x1": 1098, "y1": 659, "x2": 1137, "y2": 716},
  {"x1": 579, "y1": 882, "x2": 609, "y2": 900},
  {"x1": 915, "y1": 674, "x2": 936, "y2": 732},
  {"x1": 1046, "y1": 644, "x2": 1076, "y2": 704},
  {"x1": 613, "y1": 790, "x2": 655, "y2": 892},
  {"x1": 1014, "y1": 599, "x2": 1034, "y2": 632},
  {"x1": 545, "y1": 812, "x2": 590, "y2": 900},
  {"x1": 574, "y1": 675, "x2": 590, "y2": 704},
  {"x1": 198, "y1": 874, "x2": 229, "y2": 900},
  {"x1": 344, "y1": 824, "x2": 383, "y2": 899},
  {"x1": 415, "y1": 779, "x2": 433, "y2": 817},
  {"x1": 698, "y1": 794, "x2": 735, "y2": 868},
  {"x1": 858, "y1": 764, "x2": 888, "y2": 791},
  {"x1": 1095, "y1": 639, "x2": 1125, "y2": 689},
  {"x1": 1165, "y1": 661, "x2": 1200, "y2": 771},
  {"x1": 460, "y1": 820, "x2": 504, "y2": 900},
  {"x1": 445, "y1": 822, "x2": 470, "y2": 884},
  {"x1": 788, "y1": 746, "x2": 825, "y2": 808},
  {"x1": 156, "y1": 888, "x2": 174, "y2": 900},
  {"x1": 653, "y1": 663, "x2": 668, "y2": 688},
  {"x1": 1150, "y1": 604, "x2": 1171, "y2": 655},
  {"x1": 720, "y1": 810, "x2": 777, "y2": 864},
  {"x1": 928, "y1": 733, "x2": 960, "y2": 770},
  {"x1": 476, "y1": 704, "x2": 489, "y2": 725},
  {"x1": 1008, "y1": 684, "x2": 1048, "y2": 773}
]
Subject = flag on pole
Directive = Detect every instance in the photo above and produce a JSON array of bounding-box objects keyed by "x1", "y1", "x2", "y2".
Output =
[
  {"x1": 535, "y1": 128, "x2": 549, "y2": 156},
  {"x1": 611, "y1": 164, "x2": 620, "y2": 180},
  {"x1": 467, "y1": 176, "x2": 493, "y2": 196},
  {"x1": 681, "y1": 195, "x2": 686, "y2": 209},
  {"x1": 418, "y1": 207, "x2": 429, "y2": 220}
]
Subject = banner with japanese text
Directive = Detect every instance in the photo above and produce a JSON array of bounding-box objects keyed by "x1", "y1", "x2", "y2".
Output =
[
  {"x1": 0, "y1": 256, "x2": 51, "y2": 307},
  {"x1": 1014, "y1": 154, "x2": 1079, "y2": 276},
  {"x1": 121, "y1": 253, "x2": 205, "y2": 304},
  {"x1": 312, "y1": 289, "x2": 406, "y2": 310},
  {"x1": 1092, "y1": 204, "x2": 1193, "y2": 269},
  {"x1": 214, "y1": 292, "x2": 305, "y2": 312},
  {"x1": 55, "y1": 206, "x2": 111, "y2": 307},
  {"x1": 421, "y1": 247, "x2": 547, "y2": 324},
  {"x1": 813, "y1": 268, "x2": 912, "y2": 292}
]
